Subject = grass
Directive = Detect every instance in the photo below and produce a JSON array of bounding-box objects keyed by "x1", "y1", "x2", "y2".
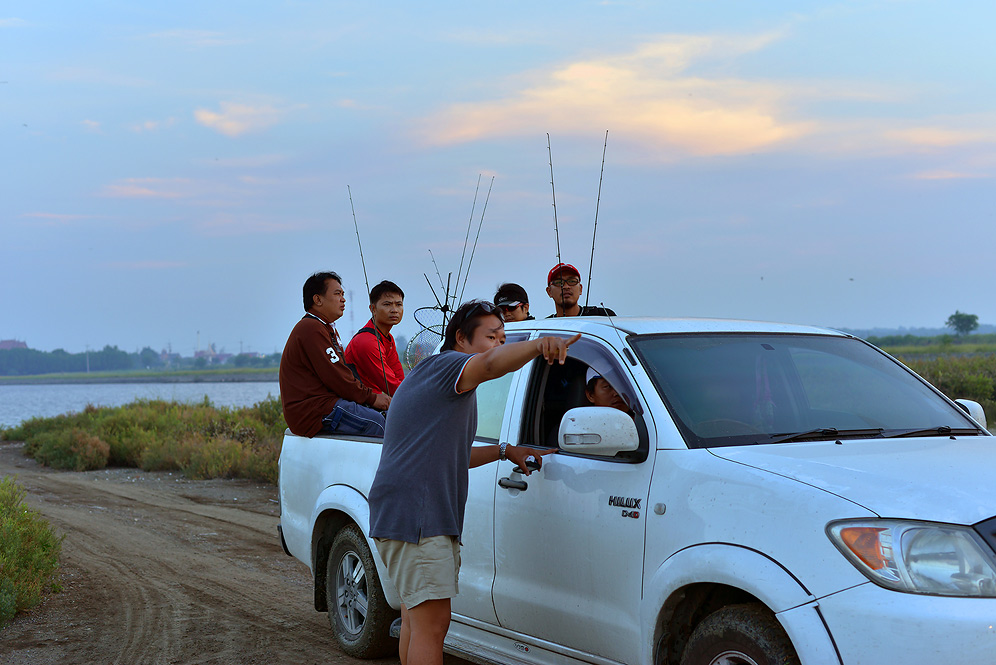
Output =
[
  {"x1": 897, "y1": 354, "x2": 996, "y2": 424},
  {"x1": 0, "y1": 476, "x2": 63, "y2": 628},
  {"x1": 1, "y1": 396, "x2": 287, "y2": 484}
]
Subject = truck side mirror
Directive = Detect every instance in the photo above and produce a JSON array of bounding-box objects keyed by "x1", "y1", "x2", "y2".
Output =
[
  {"x1": 955, "y1": 399, "x2": 988, "y2": 430},
  {"x1": 559, "y1": 407, "x2": 639, "y2": 456}
]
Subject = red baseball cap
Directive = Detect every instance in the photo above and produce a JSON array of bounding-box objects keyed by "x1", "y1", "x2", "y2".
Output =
[{"x1": 547, "y1": 262, "x2": 581, "y2": 284}]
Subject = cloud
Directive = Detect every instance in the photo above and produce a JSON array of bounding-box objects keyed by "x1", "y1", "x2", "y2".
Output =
[
  {"x1": 81, "y1": 119, "x2": 101, "y2": 132},
  {"x1": 130, "y1": 117, "x2": 177, "y2": 133},
  {"x1": 417, "y1": 32, "x2": 812, "y2": 157},
  {"x1": 194, "y1": 102, "x2": 282, "y2": 137},
  {"x1": 100, "y1": 178, "x2": 192, "y2": 199},
  {"x1": 0, "y1": 18, "x2": 27, "y2": 28},
  {"x1": 886, "y1": 127, "x2": 996, "y2": 148},
  {"x1": 22, "y1": 212, "x2": 98, "y2": 224},
  {"x1": 908, "y1": 170, "x2": 990, "y2": 181}
]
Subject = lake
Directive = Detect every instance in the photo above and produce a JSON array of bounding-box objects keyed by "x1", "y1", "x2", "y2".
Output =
[{"x1": 0, "y1": 382, "x2": 281, "y2": 429}]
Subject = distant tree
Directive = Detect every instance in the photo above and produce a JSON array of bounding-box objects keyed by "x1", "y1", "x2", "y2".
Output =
[
  {"x1": 946, "y1": 311, "x2": 979, "y2": 336},
  {"x1": 138, "y1": 347, "x2": 162, "y2": 369}
]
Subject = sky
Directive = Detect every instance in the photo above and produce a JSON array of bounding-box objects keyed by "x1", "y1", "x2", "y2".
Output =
[{"x1": 3, "y1": 1, "x2": 995, "y2": 356}]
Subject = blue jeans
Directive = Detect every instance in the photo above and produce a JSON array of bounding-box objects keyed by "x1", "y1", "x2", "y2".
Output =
[{"x1": 321, "y1": 400, "x2": 387, "y2": 437}]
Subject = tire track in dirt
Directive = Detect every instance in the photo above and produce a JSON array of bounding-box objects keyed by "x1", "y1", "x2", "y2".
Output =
[{"x1": 1, "y1": 443, "x2": 441, "y2": 665}]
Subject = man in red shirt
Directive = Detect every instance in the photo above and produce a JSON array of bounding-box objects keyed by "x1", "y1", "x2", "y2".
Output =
[
  {"x1": 279, "y1": 272, "x2": 391, "y2": 438},
  {"x1": 345, "y1": 280, "x2": 406, "y2": 396}
]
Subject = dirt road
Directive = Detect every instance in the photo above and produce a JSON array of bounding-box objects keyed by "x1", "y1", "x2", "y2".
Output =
[{"x1": 0, "y1": 443, "x2": 469, "y2": 665}]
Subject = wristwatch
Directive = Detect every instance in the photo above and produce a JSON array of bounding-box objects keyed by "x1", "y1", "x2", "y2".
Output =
[{"x1": 498, "y1": 442, "x2": 508, "y2": 461}]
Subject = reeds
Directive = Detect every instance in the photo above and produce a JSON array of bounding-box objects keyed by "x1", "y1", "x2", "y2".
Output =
[{"x1": 2, "y1": 396, "x2": 287, "y2": 484}]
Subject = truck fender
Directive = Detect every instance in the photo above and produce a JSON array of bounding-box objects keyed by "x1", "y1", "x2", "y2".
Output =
[
  {"x1": 311, "y1": 484, "x2": 402, "y2": 609},
  {"x1": 642, "y1": 544, "x2": 840, "y2": 665}
]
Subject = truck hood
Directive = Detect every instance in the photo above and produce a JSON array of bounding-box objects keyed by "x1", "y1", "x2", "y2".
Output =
[{"x1": 708, "y1": 436, "x2": 996, "y2": 524}]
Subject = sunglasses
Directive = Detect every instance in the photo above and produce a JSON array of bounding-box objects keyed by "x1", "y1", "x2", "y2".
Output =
[
  {"x1": 550, "y1": 277, "x2": 580, "y2": 287},
  {"x1": 459, "y1": 300, "x2": 503, "y2": 322}
]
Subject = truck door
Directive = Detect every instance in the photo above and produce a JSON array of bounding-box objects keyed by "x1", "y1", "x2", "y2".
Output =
[
  {"x1": 491, "y1": 336, "x2": 654, "y2": 664},
  {"x1": 451, "y1": 332, "x2": 529, "y2": 626}
]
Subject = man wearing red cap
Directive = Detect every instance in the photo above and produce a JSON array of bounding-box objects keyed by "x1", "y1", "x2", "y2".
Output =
[{"x1": 545, "y1": 262, "x2": 616, "y2": 318}]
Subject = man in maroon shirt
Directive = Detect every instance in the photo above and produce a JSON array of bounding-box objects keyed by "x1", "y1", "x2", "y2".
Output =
[
  {"x1": 344, "y1": 280, "x2": 406, "y2": 396},
  {"x1": 279, "y1": 272, "x2": 391, "y2": 438}
]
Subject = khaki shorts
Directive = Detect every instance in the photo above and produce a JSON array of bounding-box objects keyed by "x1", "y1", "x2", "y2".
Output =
[{"x1": 374, "y1": 535, "x2": 461, "y2": 608}]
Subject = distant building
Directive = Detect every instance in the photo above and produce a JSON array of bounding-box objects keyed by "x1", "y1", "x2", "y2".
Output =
[{"x1": 0, "y1": 339, "x2": 28, "y2": 350}]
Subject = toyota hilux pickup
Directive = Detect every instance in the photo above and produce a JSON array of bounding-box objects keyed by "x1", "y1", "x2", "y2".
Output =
[{"x1": 277, "y1": 317, "x2": 996, "y2": 665}]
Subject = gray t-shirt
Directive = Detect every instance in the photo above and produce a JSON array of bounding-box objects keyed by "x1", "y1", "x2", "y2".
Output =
[{"x1": 368, "y1": 350, "x2": 477, "y2": 543}]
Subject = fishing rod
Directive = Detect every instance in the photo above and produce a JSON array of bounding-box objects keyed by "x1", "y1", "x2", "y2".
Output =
[
  {"x1": 548, "y1": 133, "x2": 573, "y2": 313},
  {"x1": 347, "y1": 185, "x2": 392, "y2": 396},
  {"x1": 547, "y1": 134, "x2": 562, "y2": 267},
  {"x1": 453, "y1": 174, "x2": 482, "y2": 311},
  {"x1": 458, "y1": 175, "x2": 495, "y2": 305},
  {"x1": 585, "y1": 130, "x2": 609, "y2": 309}
]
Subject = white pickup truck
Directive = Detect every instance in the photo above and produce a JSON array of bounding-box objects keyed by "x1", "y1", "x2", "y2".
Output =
[{"x1": 277, "y1": 317, "x2": 996, "y2": 665}]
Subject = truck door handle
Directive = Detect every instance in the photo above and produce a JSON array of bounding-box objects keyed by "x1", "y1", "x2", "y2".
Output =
[{"x1": 498, "y1": 477, "x2": 528, "y2": 491}]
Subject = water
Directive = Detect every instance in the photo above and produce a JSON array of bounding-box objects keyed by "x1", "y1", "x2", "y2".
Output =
[{"x1": 0, "y1": 382, "x2": 280, "y2": 429}]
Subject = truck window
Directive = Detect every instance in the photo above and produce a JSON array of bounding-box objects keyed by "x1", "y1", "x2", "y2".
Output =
[
  {"x1": 475, "y1": 372, "x2": 514, "y2": 442},
  {"x1": 474, "y1": 332, "x2": 529, "y2": 442},
  {"x1": 630, "y1": 333, "x2": 979, "y2": 449},
  {"x1": 517, "y1": 335, "x2": 648, "y2": 460}
]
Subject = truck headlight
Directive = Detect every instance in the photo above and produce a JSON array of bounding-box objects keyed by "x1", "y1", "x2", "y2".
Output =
[{"x1": 827, "y1": 519, "x2": 996, "y2": 597}]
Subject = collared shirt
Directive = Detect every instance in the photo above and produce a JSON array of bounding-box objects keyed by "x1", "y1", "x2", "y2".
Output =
[
  {"x1": 344, "y1": 319, "x2": 405, "y2": 395},
  {"x1": 279, "y1": 313, "x2": 376, "y2": 437}
]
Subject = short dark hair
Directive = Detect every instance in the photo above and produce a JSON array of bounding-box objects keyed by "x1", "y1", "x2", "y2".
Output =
[
  {"x1": 442, "y1": 300, "x2": 504, "y2": 351},
  {"x1": 369, "y1": 280, "x2": 404, "y2": 305},
  {"x1": 493, "y1": 282, "x2": 529, "y2": 307},
  {"x1": 303, "y1": 271, "x2": 341, "y2": 311}
]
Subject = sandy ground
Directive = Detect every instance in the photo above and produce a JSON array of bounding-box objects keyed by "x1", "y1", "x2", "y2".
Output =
[{"x1": 0, "y1": 442, "x2": 469, "y2": 665}]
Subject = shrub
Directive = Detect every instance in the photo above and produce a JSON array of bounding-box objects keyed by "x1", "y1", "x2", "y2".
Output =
[
  {"x1": 28, "y1": 429, "x2": 110, "y2": 471},
  {"x1": 900, "y1": 354, "x2": 996, "y2": 424},
  {"x1": 0, "y1": 476, "x2": 63, "y2": 628},
  {"x1": 17, "y1": 396, "x2": 286, "y2": 484}
]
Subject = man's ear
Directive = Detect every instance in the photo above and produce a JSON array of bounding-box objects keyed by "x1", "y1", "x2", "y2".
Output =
[
  {"x1": 522, "y1": 303, "x2": 530, "y2": 316},
  {"x1": 369, "y1": 303, "x2": 376, "y2": 316},
  {"x1": 313, "y1": 294, "x2": 323, "y2": 308},
  {"x1": 585, "y1": 390, "x2": 595, "y2": 404}
]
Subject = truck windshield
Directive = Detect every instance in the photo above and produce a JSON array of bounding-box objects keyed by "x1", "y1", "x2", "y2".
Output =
[{"x1": 629, "y1": 333, "x2": 983, "y2": 449}]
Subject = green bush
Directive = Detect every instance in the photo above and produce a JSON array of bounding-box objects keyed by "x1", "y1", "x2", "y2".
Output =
[
  {"x1": 900, "y1": 354, "x2": 996, "y2": 424},
  {"x1": 27, "y1": 428, "x2": 110, "y2": 471},
  {"x1": 0, "y1": 476, "x2": 63, "y2": 628},
  {"x1": 13, "y1": 396, "x2": 286, "y2": 484}
]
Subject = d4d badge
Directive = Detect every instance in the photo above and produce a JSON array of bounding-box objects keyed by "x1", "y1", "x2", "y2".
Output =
[{"x1": 608, "y1": 495, "x2": 642, "y2": 518}]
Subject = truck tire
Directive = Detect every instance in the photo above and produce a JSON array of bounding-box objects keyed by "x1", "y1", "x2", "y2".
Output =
[
  {"x1": 679, "y1": 603, "x2": 800, "y2": 665},
  {"x1": 325, "y1": 525, "x2": 397, "y2": 658}
]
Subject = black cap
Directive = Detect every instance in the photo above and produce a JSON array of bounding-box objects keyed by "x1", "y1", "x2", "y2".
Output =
[{"x1": 493, "y1": 283, "x2": 529, "y2": 308}]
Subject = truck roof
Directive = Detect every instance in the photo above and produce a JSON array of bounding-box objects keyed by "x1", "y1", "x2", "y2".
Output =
[{"x1": 504, "y1": 315, "x2": 850, "y2": 338}]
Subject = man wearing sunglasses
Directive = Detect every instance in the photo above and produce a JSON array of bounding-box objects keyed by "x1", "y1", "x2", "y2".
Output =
[
  {"x1": 492, "y1": 282, "x2": 534, "y2": 322},
  {"x1": 368, "y1": 299, "x2": 578, "y2": 665},
  {"x1": 545, "y1": 262, "x2": 616, "y2": 318}
]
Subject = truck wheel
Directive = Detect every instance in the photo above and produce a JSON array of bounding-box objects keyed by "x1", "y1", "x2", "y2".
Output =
[
  {"x1": 326, "y1": 525, "x2": 397, "y2": 658},
  {"x1": 679, "y1": 604, "x2": 799, "y2": 665}
]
